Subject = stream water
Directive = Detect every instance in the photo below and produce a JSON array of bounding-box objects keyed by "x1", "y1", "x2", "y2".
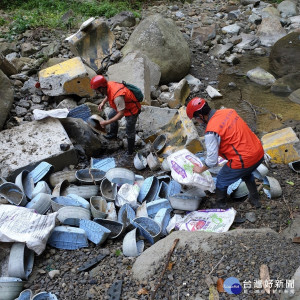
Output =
[{"x1": 214, "y1": 54, "x2": 300, "y2": 138}]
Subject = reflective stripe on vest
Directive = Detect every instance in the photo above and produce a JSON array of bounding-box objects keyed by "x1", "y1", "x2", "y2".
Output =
[
  {"x1": 107, "y1": 82, "x2": 141, "y2": 116},
  {"x1": 206, "y1": 109, "x2": 264, "y2": 169}
]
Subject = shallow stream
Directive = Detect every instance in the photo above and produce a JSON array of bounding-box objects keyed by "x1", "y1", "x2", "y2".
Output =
[{"x1": 214, "y1": 54, "x2": 300, "y2": 137}]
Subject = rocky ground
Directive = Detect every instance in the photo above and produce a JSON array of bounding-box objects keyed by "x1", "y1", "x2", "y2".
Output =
[{"x1": 1, "y1": 0, "x2": 300, "y2": 299}]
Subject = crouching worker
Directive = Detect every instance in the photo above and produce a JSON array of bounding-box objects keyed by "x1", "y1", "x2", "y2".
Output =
[
  {"x1": 186, "y1": 97, "x2": 264, "y2": 209},
  {"x1": 90, "y1": 75, "x2": 141, "y2": 155}
]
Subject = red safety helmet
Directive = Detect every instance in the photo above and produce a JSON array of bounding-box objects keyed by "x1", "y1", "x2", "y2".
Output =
[
  {"x1": 90, "y1": 75, "x2": 108, "y2": 90},
  {"x1": 186, "y1": 97, "x2": 206, "y2": 119}
]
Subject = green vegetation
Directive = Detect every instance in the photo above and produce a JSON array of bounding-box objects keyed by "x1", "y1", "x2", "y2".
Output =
[{"x1": 0, "y1": 0, "x2": 142, "y2": 34}]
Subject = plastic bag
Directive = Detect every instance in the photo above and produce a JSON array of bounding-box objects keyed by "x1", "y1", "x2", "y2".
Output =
[
  {"x1": 173, "y1": 208, "x2": 236, "y2": 233},
  {"x1": 116, "y1": 183, "x2": 140, "y2": 208},
  {"x1": 167, "y1": 149, "x2": 215, "y2": 192}
]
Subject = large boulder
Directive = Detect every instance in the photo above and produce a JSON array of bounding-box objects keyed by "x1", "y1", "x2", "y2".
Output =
[
  {"x1": 121, "y1": 14, "x2": 191, "y2": 84},
  {"x1": 269, "y1": 32, "x2": 300, "y2": 77},
  {"x1": 0, "y1": 69, "x2": 14, "y2": 130}
]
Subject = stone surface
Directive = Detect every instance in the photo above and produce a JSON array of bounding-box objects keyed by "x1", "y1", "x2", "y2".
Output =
[
  {"x1": 121, "y1": 14, "x2": 191, "y2": 84},
  {"x1": 136, "y1": 105, "x2": 177, "y2": 137},
  {"x1": 269, "y1": 32, "x2": 300, "y2": 78},
  {"x1": 0, "y1": 118, "x2": 78, "y2": 180},
  {"x1": 38, "y1": 57, "x2": 96, "y2": 97},
  {"x1": 0, "y1": 69, "x2": 14, "y2": 130}
]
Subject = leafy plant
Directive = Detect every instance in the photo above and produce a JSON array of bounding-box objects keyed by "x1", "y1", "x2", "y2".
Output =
[
  {"x1": 1, "y1": 0, "x2": 142, "y2": 33},
  {"x1": 115, "y1": 249, "x2": 122, "y2": 256}
]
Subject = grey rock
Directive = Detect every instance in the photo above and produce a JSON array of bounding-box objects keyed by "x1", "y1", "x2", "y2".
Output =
[{"x1": 122, "y1": 14, "x2": 191, "y2": 84}]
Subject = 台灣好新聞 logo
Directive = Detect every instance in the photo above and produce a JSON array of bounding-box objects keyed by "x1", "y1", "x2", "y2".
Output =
[{"x1": 223, "y1": 277, "x2": 242, "y2": 295}]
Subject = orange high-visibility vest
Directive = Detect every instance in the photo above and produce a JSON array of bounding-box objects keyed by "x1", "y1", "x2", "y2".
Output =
[
  {"x1": 206, "y1": 109, "x2": 264, "y2": 169},
  {"x1": 107, "y1": 82, "x2": 141, "y2": 116}
]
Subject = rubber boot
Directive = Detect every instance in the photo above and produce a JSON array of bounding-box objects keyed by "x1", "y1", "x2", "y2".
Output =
[
  {"x1": 127, "y1": 138, "x2": 135, "y2": 155},
  {"x1": 213, "y1": 188, "x2": 228, "y2": 209},
  {"x1": 244, "y1": 178, "x2": 261, "y2": 208}
]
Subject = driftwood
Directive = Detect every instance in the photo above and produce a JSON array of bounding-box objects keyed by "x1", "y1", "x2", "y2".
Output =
[{"x1": 150, "y1": 238, "x2": 179, "y2": 300}]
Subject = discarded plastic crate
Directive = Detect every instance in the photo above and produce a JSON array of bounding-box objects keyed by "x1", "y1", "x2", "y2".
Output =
[
  {"x1": 8, "y1": 243, "x2": 34, "y2": 280},
  {"x1": 79, "y1": 220, "x2": 111, "y2": 245},
  {"x1": 131, "y1": 217, "x2": 161, "y2": 245},
  {"x1": 0, "y1": 182, "x2": 27, "y2": 206},
  {"x1": 47, "y1": 226, "x2": 88, "y2": 250},
  {"x1": 29, "y1": 162, "x2": 54, "y2": 183},
  {"x1": 122, "y1": 228, "x2": 144, "y2": 257}
]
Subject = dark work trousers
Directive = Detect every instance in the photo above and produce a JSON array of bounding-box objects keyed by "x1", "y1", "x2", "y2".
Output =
[
  {"x1": 216, "y1": 156, "x2": 264, "y2": 192},
  {"x1": 108, "y1": 109, "x2": 139, "y2": 139}
]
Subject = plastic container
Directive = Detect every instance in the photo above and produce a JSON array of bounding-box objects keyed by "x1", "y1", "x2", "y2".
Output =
[
  {"x1": 100, "y1": 178, "x2": 117, "y2": 201},
  {"x1": 75, "y1": 168, "x2": 105, "y2": 184},
  {"x1": 131, "y1": 217, "x2": 161, "y2": 244},
  {"x1": 122, "y1": 228, "x2": 144, "y2": 257},
  {"x1": 79, "y1": 220, "x2": 111, "y2": 245},
  {"x1": 169, "y1": 194, "x2": 202, "y2": 211},
  {"x1": 105, "y1": 168, "x2": 135, "y2": 185},
  {"x1": 0, "y1": 277, "x2": 24, "y2": 300}
]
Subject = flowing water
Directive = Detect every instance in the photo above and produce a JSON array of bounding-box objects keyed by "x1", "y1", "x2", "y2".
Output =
[{"x1": 214, "y1": 54, "x2": 300, "y2": 138}]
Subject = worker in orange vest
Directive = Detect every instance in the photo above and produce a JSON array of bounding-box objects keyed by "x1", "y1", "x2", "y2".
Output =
[
  {"x1": 90, "y1": 75, "x2": 141, "y2": 155},
  {"x1": 186, "y1": 97, "x2": 264, "y2": 208}
]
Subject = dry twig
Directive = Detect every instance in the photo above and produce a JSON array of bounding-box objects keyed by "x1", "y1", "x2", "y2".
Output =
[{"x1": 150, "y1": 239, "x2": 179, "y2": 300}]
